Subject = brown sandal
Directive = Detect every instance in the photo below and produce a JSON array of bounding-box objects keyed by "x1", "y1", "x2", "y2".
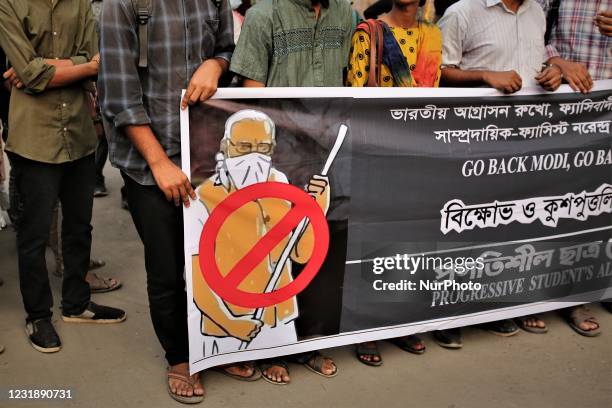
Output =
[
  {"x1": 167, "y1": 372, "x2": 205, "y2": 404},
  {"x1": 86, "y1": 272, "x2": 122, "y2": 294},
  {"x1": 303, "y1": 352, "x2": 338, "y2": 378},
  {"x1": 213, "y1": 362, "x2": 261, "y2": 382},
  {"x1": 566, "y1": 306, "x2": 601, "y2": 337}
]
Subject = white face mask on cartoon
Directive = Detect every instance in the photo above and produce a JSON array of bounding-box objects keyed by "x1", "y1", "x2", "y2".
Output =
[
  {"x1": 229, "y1": 0, "x2": 242, "y2": 10},
  {"x1": 223, "y1": 152, "x2": 272, "y2": 190}
]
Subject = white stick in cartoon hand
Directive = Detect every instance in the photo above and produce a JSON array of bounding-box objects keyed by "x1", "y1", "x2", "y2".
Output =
[{"x1": 238, "y1": 124, "x2": 348, "y2": 350}]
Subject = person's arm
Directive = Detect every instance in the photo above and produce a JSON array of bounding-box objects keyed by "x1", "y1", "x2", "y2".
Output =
[
  {"x1": 180, "y1": 0, "x2": 234, "y2": 108},
  {"x1": 99, "y1": 0, "x2": 194, "y2": 207},
  {"x1": 346, "y1": 30, "x2": 370, "y2": 87},
  {"x1": 546, "y1": 57, "x2": 593, "y2": 94},
  {"x1": 124, "y1": 125, "x2": 196, "y2": 207},
  {"x1": 243, "y1": 78, "x2": 265, "y2": 87},
  {"x1": 230, "y1": 7, "x2": 272, "y2": 87},
  {"x1": 442, "y1": 67, "x2": 523, "y2": 93},
  {"x1": 0, "y1": 2, "x2": 97, "y2": 93}
]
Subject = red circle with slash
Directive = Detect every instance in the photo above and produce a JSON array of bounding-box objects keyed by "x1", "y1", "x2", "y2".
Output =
[{"x1": 199, "y1": 181, "x2": 329, "y2": 309}]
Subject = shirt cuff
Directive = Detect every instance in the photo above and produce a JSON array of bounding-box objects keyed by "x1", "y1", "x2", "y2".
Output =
[
  {"x1": 230, "y1": 63, "x2": 267, "y2": 84},
  {"x1": 70, "y1": 56, "x2": 89, "y2": 66},
  {"x1": 114, "y1": 105, "x2": 151, "y2": 128},
  {"x1": 546, "y1": 45, "x2": 560, "y2": 59},
  {"x1": 213, "y1": 51, "x2": 232, "y2": 64},
  {"x1": 21, "y1": 58, "x2": 55, "y2": 94}
]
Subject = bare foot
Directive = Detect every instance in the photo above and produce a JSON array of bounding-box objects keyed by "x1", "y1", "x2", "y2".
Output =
[
  {"x1": 168, "y1": 363, "x2": 204, "y2": 398},
  {"x1": 523, "y1": 316, "x2": 546, "y2": 329},
  {"x1": 307, "y1": 354, "x2": 337, "y2": 376},
  {"x1": 222, "y1": 362, "x2": 256, "y2": 379},
  {"x1": 358, "y1": 342, "x2": 381, "y2": 364},
  {"x1": 262, "y1": 364, "x2": 290, "y2": 384}
]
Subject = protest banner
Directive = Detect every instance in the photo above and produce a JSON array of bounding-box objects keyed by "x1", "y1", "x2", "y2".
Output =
[{"x1": 181, "y1": 81, "x2": 612, "y2": 373}]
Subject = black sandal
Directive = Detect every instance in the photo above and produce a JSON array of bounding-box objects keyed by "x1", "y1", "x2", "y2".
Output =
[
  {"x1": 389, "y1": 335, "x2": 426, "y2": 355},
  {"x1": 355, "y1": 342, "x2": 383, "y2": 367}
]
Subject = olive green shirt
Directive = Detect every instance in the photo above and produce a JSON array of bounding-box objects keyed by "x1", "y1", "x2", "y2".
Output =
[
  {"x1": 0, "y1": 0, "x2": 98, "y2": 163},
  {"x1": 230, "y1": 0, "x2": 353, "y2": 87}
]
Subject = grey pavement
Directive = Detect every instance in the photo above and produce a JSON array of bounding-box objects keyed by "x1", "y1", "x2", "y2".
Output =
[{"x1": 0, "y1": 165, "x2": 610, "y2": 408}]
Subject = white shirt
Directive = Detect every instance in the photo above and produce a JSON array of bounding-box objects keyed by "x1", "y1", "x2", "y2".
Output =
[{"x1": 439, "y1": 0, "x2": 548, "y2": 87}]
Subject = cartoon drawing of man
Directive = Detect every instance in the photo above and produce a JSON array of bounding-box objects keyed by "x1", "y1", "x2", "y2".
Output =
[{"x1": 191, "y1": 110, "x2": 330, "y2": 355}]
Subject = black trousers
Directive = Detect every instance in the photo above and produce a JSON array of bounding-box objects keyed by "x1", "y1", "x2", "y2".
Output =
[
  {"x1": 94, "y1": 136, "x2": 108, "y2": 185},
  {"x1": 9, "y1": 153, "x2": 94, "y2": 322},
  {"x1": 122, "y1": 173, "x2": 189, "y2": 366}
]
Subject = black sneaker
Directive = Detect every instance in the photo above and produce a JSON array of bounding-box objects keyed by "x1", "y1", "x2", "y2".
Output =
[
  {"x1": 25, "y1": 318, "x2": 62, "y2": 353},
  {"x1": 61, "y1": 302, "x2": 126, "y2": 324},
  {"x1": 433, "y1": 328, "x2": 463, "y2": 349},
  {"x1": 93, "y1": 183, "x2": 109, "y2": 197}
]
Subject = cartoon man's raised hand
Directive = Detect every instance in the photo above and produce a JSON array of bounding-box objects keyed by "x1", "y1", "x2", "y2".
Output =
[{"x1": 306, "y1": 175, "x2": 330, "y2": 215}]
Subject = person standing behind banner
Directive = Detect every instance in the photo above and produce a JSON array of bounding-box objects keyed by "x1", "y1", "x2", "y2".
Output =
[
  {"x1": 99, "y1": 0, "x2": 261, "y2": 404},
  {"x1": 346, "y1": 0, "x2": 440, "y2": 365},
  {"x1": 436, "y1": 0, "x2": 561, "y2": 340},
  {"x1": 535, "y1": 0, "x2": 611, "y2": 337},
  {"x1": 438, "y1": 0, "x2": 563, "y2": 93},
  {"x1": 230, "y1": 0, "x2": 352, "y2": 385},
  {"x1": 535, "y1": 0, "x2": 610, "y2": 94},
  {"x1": 0, "y1": 0, "x2": 127, "y2": 354}
]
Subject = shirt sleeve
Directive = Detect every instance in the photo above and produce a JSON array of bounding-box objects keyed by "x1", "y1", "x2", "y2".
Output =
[
  {"x1": 346, "y1": 30, "x2": 370, "y2": 87},
  {"x1": 212, "y1": 0, "x2": 235, "y2": 63},
  {"x1": 70, "y1": 0, "x2": 99, "y2": 66},
  {"x1": 0, "y1": 1, "x2": 56, "y2": 94},
  {"x1": 229, "y1": 7, "x2": 272, "y2": 84},
  {"x1": 438, "y1": 7, "x2": 466, "y2": 68},
  {"x1": 98, "y1": 0, "x2": 151, "y2": 129}
]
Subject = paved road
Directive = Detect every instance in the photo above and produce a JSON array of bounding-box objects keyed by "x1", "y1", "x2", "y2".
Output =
[{"x1": 0, "y1": 166, "x2": 610, "y2": 408}]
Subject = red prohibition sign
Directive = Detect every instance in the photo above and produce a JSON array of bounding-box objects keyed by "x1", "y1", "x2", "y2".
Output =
[{"x1": 199, "y1": 181, "x2": 330, "y2": 309}]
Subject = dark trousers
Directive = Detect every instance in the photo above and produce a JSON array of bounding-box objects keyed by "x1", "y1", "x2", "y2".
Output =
[
  {"x1": 122, "y1": 173, "x2": 189, "y2": 366},
  {"x1": 9, "y1": 153, "x2": 94, "y2": 322},
  {"x1": 94, "y1": 136, "x2": 108, "y2": 185}
]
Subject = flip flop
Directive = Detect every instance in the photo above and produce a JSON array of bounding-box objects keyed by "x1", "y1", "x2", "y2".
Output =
[
  {"x1": 87, "y1": 272, "x2": 122, "y2": 294},
  {"x1": 213, "y1": 362, "x2": 261, "y2": 382},
  {"x1": 566, "y1": 306, "x2": 601, "y2": 337},
  {"x1": 515, "y1": 315, "x2": 548, "y2": 334},
  {"x1": 303, "y1": 352, "x2": 338, "y2": 377},
  {"x1": 259, "y1": 360, "x2": 290, "y2": 385},
  {"x1": 167, "y1": 372, "x2": 205, "y2": 404},
  {"x1": 389, "y1": 335, "x2": 427, "y2": 354},
  {"x1": 356, "y1": 342, "x2": 383, "y2": 367}
]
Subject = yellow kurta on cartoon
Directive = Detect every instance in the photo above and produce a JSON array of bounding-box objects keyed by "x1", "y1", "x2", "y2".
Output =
[{"x1": 192, "y1": 168, "x2": 329, "y2": 342}]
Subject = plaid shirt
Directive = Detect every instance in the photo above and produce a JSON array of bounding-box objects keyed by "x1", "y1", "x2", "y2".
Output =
[
  {"x1": 99, "y1": 0, "x2": 234, "y2": 185},
  {"x1": 536, "y1": 0, "x2": 611, "y2": 80}
]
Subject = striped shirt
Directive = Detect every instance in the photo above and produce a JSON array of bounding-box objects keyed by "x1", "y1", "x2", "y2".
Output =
[
  {"x1": 99, "y1": 0, "x2": 234, "y2": 185},
  {"x1": 439, "y1": 0, "x2": 548, "y2": 87},
  {"x1": 536, "y1": 0, "x2": 611, "y2": 80}
]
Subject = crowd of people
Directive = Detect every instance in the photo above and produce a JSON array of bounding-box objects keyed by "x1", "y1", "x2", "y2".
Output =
[{"x1": 0, "y1": 0, "x2": 610, "y2": 404}]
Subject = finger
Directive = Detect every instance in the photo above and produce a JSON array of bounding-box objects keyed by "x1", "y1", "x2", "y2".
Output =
[
  {"x1": 178, "y1": 185, "x2": 190, "y2": 208},
  {"x1": 185, "y1": 180, "x2": 196, "y2": 200},
  {"x1": 171, "y1": 187, "x2": 181, "y2": 206},
  {"x1": 566, "y1": 76, "x2": 580, "y2": 92},
  {"x1": 15, "y1": 80, "x2": 23, "y2": 89},
  {"x1": 162, "y1": 187, "x2": 173, "y2": 202},
  {"x1": 181, "y1": 86, "x2": 195, "y2": 110},
  {"x1": 199, "y1": 86, "x2": 217, "y2": 102},
  {"x1": 189, "y1": 87, "x2": 203, "y2": 105},
  {"x1": 307, "y1": 185, "x2": 325, "y2": 195},
  {"x1": 308, "y1": 179, "x2": 328, "y2": 189}
]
